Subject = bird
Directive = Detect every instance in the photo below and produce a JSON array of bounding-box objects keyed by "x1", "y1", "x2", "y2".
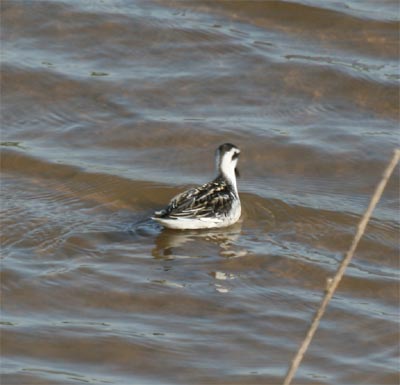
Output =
[{"x1": 152, "y1": 143, "x2": 241, "y2": 230}]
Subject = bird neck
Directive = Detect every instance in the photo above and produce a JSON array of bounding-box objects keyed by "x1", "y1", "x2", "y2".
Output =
[
  {"x1": 218, "y1": 167, "x2": 238, "y2": 195},
  {"x1": 216, "y1": 154, "x2": 238, "y2": 194}
]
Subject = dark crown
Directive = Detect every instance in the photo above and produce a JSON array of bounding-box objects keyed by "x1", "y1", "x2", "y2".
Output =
[{"x1": 217, "y1": 143, "x2": 239, "y2": 154}]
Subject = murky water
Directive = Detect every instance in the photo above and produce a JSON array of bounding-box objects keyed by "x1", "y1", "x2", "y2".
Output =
[{"x1": 1, "y1": 1, "x2": 399, "y2": 384}]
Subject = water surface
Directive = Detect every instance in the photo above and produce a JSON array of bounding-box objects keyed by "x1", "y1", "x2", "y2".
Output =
[{"x1": 1, "y1": 1, "x2": 399, "y2": 384}]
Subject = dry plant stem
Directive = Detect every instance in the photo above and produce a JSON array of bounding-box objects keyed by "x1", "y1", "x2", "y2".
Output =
[{"x1": 283, "y1": 149, "x2": 400, "y2": 385}]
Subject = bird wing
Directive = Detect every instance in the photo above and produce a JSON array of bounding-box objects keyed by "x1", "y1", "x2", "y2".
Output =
[{"x1": 155, "y1": 179, "x2": 234, "y2": 219}]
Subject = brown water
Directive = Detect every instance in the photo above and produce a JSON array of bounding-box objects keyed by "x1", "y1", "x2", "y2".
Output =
[{"x1": 1, "y1": 1, "x2": 399, "y2": 384}]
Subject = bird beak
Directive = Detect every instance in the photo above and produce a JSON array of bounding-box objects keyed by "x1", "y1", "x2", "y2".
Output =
[{"x1": 235, "y1": 167, "x2": 240, "y2": 178}]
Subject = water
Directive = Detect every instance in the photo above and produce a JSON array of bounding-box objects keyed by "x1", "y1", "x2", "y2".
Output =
[{"x1": 1, "y1": 1, "x2": 399, "y2": 384}]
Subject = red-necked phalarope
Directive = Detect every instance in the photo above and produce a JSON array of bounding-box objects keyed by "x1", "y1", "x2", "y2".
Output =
[{"x1": 153, "y1": 143, "x2": 241, "y2": 230}]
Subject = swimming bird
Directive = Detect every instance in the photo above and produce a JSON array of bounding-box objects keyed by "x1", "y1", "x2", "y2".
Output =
[{"x1": 152, "y1": 143, "x2": 241, "y2": 230}]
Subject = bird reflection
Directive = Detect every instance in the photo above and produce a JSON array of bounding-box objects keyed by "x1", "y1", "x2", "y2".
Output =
[{"x1": 152, "y1": 221, "x2": 247, "y2": 259}]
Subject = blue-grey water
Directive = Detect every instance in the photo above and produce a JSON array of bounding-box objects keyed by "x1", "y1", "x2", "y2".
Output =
[{"x1": 1, "y1": 1, "x2": 399, "y2": 384}]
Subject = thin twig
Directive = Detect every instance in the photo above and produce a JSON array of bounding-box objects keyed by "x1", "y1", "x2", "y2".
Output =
[{"x1": 283, "y1": 149, "x2": 400, "y2": 385}]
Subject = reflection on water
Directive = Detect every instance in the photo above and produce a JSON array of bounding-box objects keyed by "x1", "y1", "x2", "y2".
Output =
[
  {"x1": 2, "y1": 0, "x2": 399, "y2": 384},
  {"x1": 152, "y1": 221, "x2": 246, "y2": 259}
]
